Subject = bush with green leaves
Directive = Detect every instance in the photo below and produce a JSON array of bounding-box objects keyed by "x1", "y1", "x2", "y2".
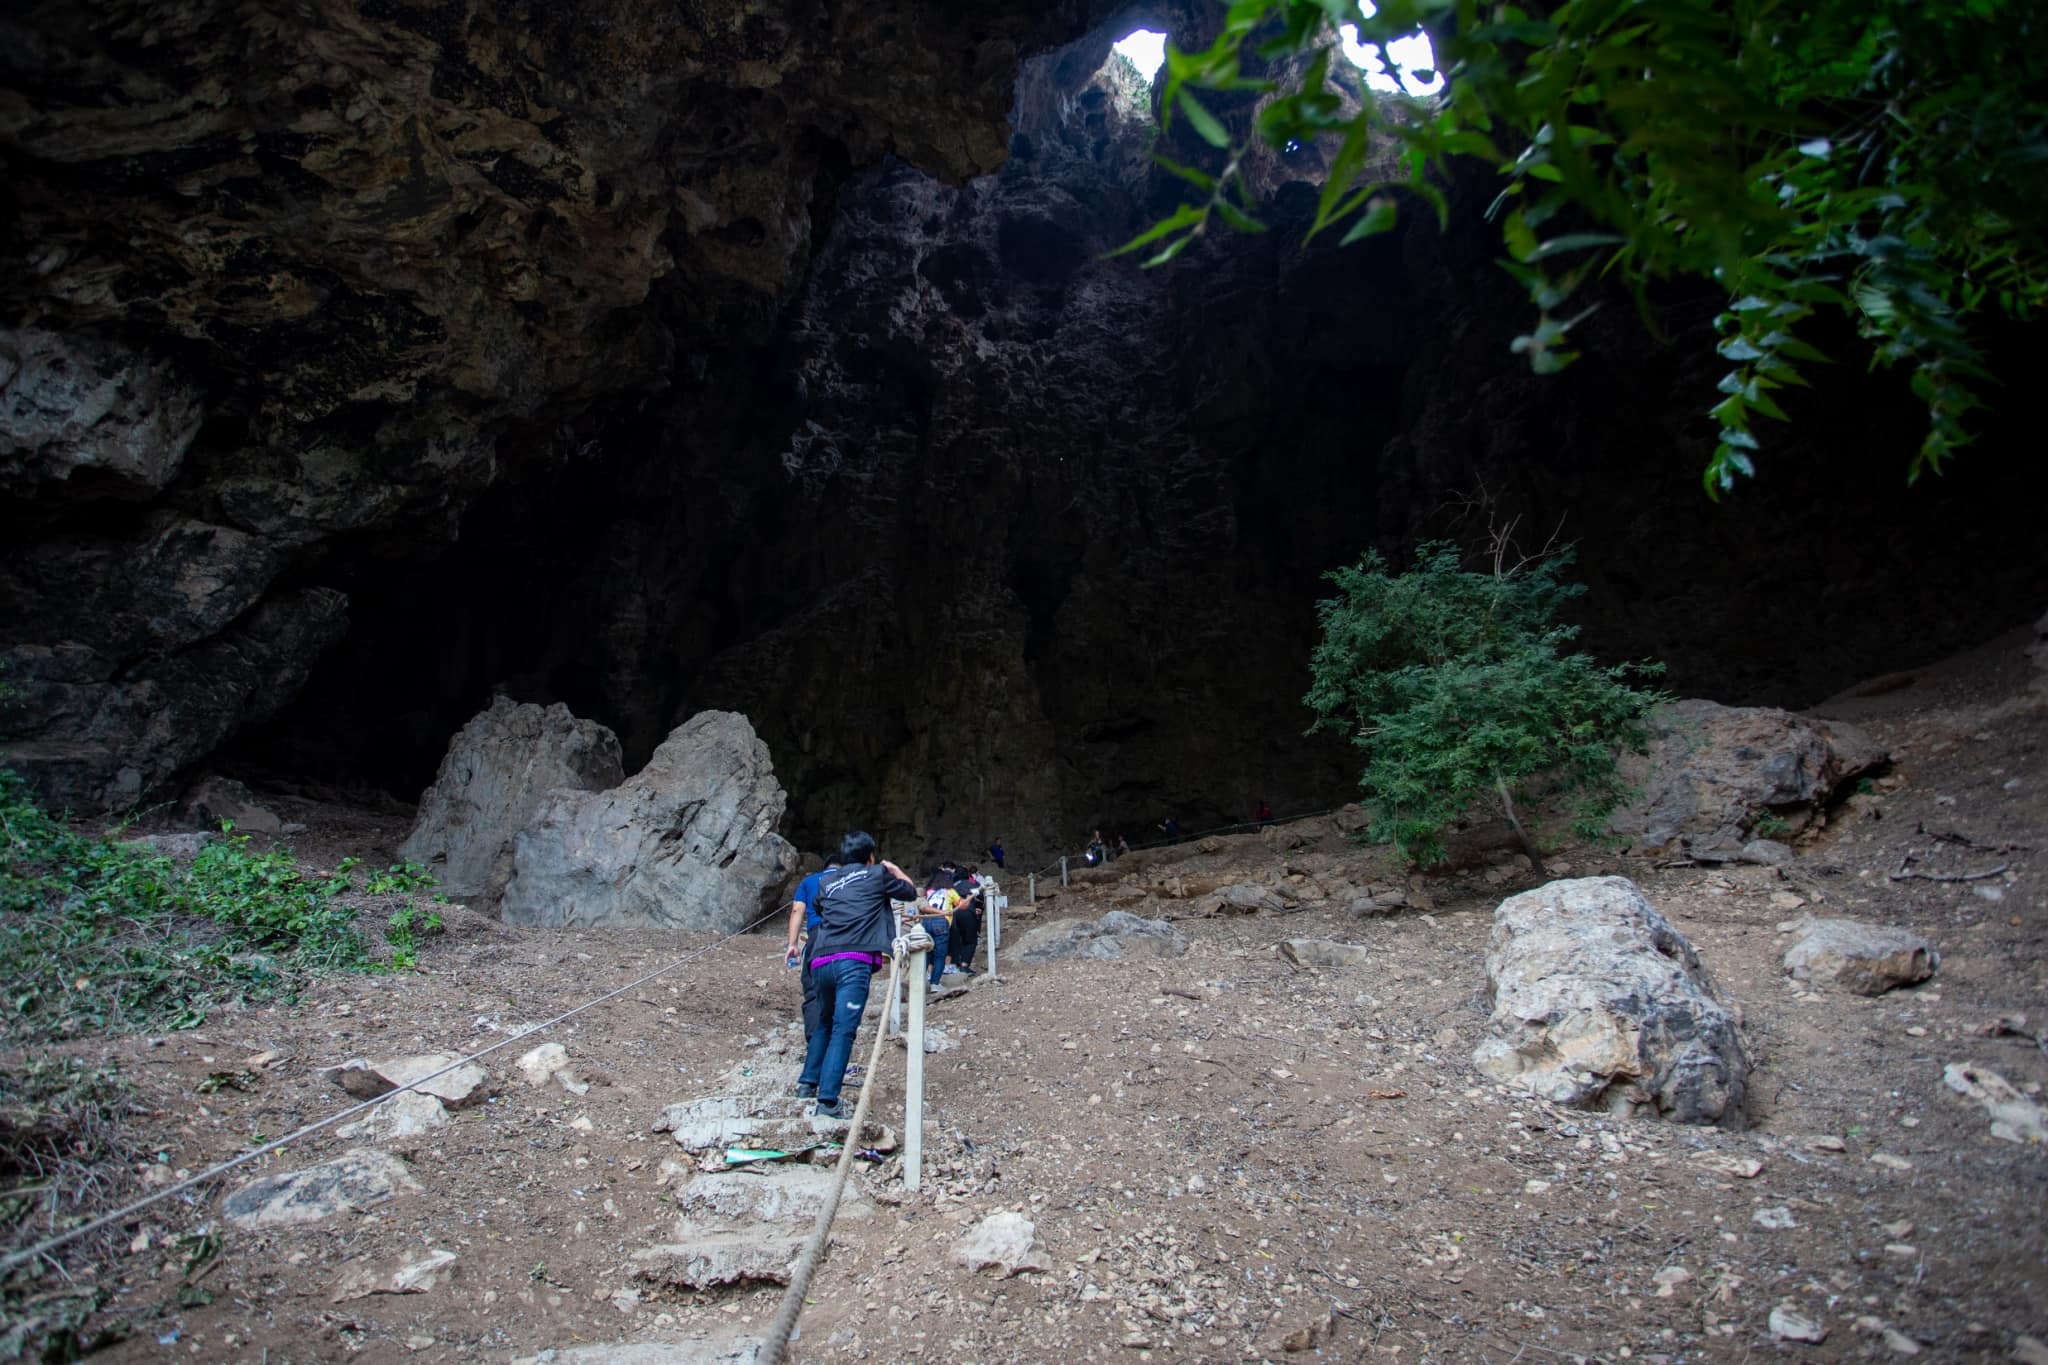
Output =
[
  {"x1": 1124, "y1": 0, "x2": 2047, "y2": 492},
  {"x1": 0, "y1": 768, "x2": 398, "y2": 1039},
  {"x1": 1305, "y1": 541, "x2": 1664, "y2": 867}
]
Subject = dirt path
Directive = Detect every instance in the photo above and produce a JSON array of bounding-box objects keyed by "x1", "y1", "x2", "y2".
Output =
[{"x1": 14, "y1": 629, "x2": 2048, "y2": 1363}]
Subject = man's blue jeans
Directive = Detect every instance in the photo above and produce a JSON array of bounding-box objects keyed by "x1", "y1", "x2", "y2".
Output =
[
  {"x1": 920, "y1": 917, "x2": 950, "y2": 985},
  {"x1": 798, "y1": 957, "x2": 875, "y2": 1106}
]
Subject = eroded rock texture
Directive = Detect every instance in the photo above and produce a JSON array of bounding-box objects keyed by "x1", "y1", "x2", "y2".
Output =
[
  {"x1": 400, "y1": 697, "x2": 624, "y2": 898},
  {"x1": 1474, "y1": 877, "x2": 1750, "y2": 1125},
  {"x1": 500, "y1": 710, "x2": 797, "y2": 931},
  {"x1": 1, "y1": 0, "x2": 1090, "y2": 810}
]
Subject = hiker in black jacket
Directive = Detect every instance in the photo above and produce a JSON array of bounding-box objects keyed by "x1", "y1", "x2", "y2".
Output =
[{"x1": 794, "y1": 830, "x2": 919, "y2": 1119}]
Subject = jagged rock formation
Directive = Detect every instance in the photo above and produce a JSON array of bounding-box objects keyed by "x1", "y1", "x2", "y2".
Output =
[
  {"x1": 400, "y1": 697, "x2": 624, "y2": 898},
  {"x1": 0, "y1": 0, "x2": 1095, "y2": 812},
  {"x1": 500, "y1": 710, "x2": 797, "y2": 931},
  {"x1": 1610, "y1": 700, "x2": 1888, "y2": 853}
]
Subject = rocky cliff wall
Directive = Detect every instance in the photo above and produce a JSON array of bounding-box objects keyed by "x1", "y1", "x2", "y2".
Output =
[
  {"x1": 7, "y1": 8, "x2": 2044, "y2": 868},
  {"x1": 1, "y1": 0, "x2": 1095, "y2": 810},
  {"x1": 229, "y1": 37, "x2": 2048, "y2": 865}
]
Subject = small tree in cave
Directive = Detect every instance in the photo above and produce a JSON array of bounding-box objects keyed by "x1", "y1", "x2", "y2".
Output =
[{"x1": 1304, "y1": 539, "x2": 1663, "y2": 870}]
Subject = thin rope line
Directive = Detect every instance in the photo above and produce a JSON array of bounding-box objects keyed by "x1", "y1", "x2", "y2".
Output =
[{"x1": 0, "y1": 903, "x2": 789, "y2": 1276}]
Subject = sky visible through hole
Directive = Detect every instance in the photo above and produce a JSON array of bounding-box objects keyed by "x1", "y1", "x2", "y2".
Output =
[{"x1": 1112, "y1": 18, "x2": 1443, "y2": 98}]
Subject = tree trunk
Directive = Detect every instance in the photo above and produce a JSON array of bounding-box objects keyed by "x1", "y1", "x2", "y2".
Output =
[{"x1": 1494, "y1": 774, "x2": 1549, "y2": 877}]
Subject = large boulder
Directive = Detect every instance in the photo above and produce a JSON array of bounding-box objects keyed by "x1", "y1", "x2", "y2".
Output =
[
  {"x1": 1782, "y1": 918, "x2": 1937, "y2": 995},
  {"x1": 1611, "y1": 699, "x2": 1887, "y2": 852},
  {"x1": 500, "y1": 711, "x2": 796, "y2": 932},
  {"x1": 1011, "y1": 910, "x2": 1187, "y2": 964},
  {"x1": 1473, "y1": 877, "x2": 1750, "y2": 1125},
  {"x1": 400, "y1": 698, "x2": 624, "y2": 898}
]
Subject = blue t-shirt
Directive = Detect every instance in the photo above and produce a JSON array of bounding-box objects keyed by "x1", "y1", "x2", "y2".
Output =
[{"x1": 796, "y1": 865, "x2": 841, "y2": 929}]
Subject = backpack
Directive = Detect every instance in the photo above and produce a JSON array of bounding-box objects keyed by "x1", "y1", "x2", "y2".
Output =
[{"x1": 923, "y1": 886, "x2": 954, "y2": 916}]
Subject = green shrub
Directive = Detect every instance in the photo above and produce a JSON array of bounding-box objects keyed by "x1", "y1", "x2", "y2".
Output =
[
  {"x1": 1305, "y1": 541, "x2": 1664, "y2": 868},
  {"x1": 0, "y1": 769, "x2": 379, "y2": 1039}
]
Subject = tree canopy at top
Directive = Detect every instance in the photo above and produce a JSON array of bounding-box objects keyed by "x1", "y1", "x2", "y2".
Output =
[{"x1": 1122, "y1": 0, "x2": 2048, "y2": 493}]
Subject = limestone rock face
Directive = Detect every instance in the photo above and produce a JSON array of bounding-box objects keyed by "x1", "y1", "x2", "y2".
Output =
[
  {"x1": 500, "y1": 711, "x2": 796, "y2": 931},
  {"x1": 1, "y1": 328, "x2": 201, "y2": 498},
  {"x1": 1473, "y1": 877, "x2": 1750, "y2": 1125},
  {"x1": 400, "y1": 697, "x2": 624, "y2": 898},
  {"x1": 0, "y1": 0, "x2": 1088, "y2": 814},
  {"x1": 1782, "y1": 918, "x2": 1937, "y2": 995},
  {"x1": 1611, "y1": 700, "x2": 1887, "y2": 852}
]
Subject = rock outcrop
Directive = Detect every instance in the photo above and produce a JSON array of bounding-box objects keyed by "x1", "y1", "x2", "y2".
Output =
[
  {"x1": 1782, "y1": 918, "x2": 1937, "y2": 996},
  {"x1": 1011, "y1": 910, "x2": 1187, "y2": 964},
  {"x1": 500, "y1": 711, "x2": 796, "y2": 931},
  {"x1": 0, "y1": 0, "x2": 1091, "y2": 814},
  {"x1": 1610, "y1": 700, "x2": 1888, "y2": 852},
  {"x1": 400, "y1": 697, "x2": 624, "y2": 898},
  {"x1": 1473, "y1": 877, "x2": 1749, "y2": 1125},
  {"x1": 220, "y1": 1148, "x2": 421, "y2": 1230}
]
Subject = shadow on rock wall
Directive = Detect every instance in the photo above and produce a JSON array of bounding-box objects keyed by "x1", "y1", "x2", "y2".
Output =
[{"x1": 236, "y1": 31, "x2": 2048, "y2": 866}]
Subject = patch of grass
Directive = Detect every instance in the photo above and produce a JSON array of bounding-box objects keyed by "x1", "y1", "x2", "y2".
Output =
[
  {"x1": 1, "y1": 768, "x2": 382, "y2": 1041},
  {"x1": 1752, "y1": 812, "x2": 1794, "y2": 840}
]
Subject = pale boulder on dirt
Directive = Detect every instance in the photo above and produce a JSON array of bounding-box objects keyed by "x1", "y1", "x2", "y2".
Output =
[
  {"x1": 1473, "y1": 877, "x2": 1750, "y2": 1125},
  {"x1": 221, "y1": 1148, "x2": 422, "y2": 1229},
  {"x1": 1782, "y1": 917, "x2": 1937, "y2": 995},
  {"x1": 335, "y1": 1089, "x2": 449, "y2": 1142},
  {"x1": 501, "y1": 710, "x2": 798, "y2": 931},
  {"x1": 1011, "y1": 910, "x2": 1188, "y2": 964},
  {"x1": 180, "y1": 774, "x2": 283, "y2": 834},
  {"x1": 399, "y1": 696, "x2": 625, "y2": 897},
  {"x1": 1942, "y1": 1062, "x2": 2048, "y2": 1144},
  {"x1": 1610, "y1": 698, "x2": 1886, "y2": 850},
  {"x1": 333, "y1": 1053, "x2": 490, "y2": 1107},
  {"x1": 1769, "y1": 1305, "x2": 1829, "y2": 1343},
  {"x1": 329, "y1": 1248, "x2": 459, "y2": 1302},
  {"x1": 952, "y1": 1210, "x2": 1050, "y2": 1276}
]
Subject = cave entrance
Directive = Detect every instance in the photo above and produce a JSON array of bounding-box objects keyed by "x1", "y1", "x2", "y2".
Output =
[
  {"x1": 1112, "y1": 16, "x2": 1442, "y2": 99},
  {"x1": 1111, "y1": 28, "x2": 1167, "y2": 84}
]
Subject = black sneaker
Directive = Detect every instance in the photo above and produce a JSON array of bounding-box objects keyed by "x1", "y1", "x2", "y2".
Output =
[
  {"x1": 815, "y1": 1098, "x2": 848, "y2": 1121},
  {"x1": 794, "y1": 1082, "x2": 817, "y2": 1099}
]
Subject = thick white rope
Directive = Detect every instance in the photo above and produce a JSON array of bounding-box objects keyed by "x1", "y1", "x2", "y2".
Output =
[
  {"x1": 759, "y1": 942, "x2": 913, "y2": 1364},
  {"x1": 0, "y1": 903, "x2": 789, "y2": 1276}
]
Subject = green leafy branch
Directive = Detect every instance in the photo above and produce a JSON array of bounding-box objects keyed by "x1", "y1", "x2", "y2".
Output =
[{"x1": 1116, "y1": 0, "x2": 2048, "y2": 491}]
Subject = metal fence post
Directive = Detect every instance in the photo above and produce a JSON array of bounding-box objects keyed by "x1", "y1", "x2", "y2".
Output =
[
  {"x1": 988, "y1": 887, "x2": 1001, "y2": 977},
  {"x1": 1060, "y1": 855, "x2": 1068, "y2": 888},
  {"x1": 905, "y1": 945, "x2": 926, "y2": 1191},
  {"x1": 1028, "y1": 872, "x2": 1035, "y2": 905}
]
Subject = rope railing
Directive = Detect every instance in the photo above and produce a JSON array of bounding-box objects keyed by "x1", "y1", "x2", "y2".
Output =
[
  {"x1": 1011, "y1": 803, "x2": 1349, "y2": 895},
  {"x1": 0, "y1": 901, "x2": 793, "y2": 1277}
]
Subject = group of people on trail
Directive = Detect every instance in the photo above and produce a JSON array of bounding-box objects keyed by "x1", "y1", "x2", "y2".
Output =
[{"x1": 782, "y1": 833, "x2": 992, "y2": 1121}]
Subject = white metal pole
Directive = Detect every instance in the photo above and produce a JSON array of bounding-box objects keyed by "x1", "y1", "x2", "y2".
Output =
[
  {"x1": 1028, "y1": 872, "x2": 1035, "y2": 905},
  {"x1": 1060, "y1": 855, "x2": 1068, "y2": 888},
  {"x1": 905, "y1": 945, "x2": 926, "y2": 1191},
  {"x1": 988, "y1": 887, "x2": 1000, "y2": 977}
]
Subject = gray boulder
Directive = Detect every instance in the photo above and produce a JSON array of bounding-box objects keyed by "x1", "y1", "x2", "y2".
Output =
[
  {"x1": 221, "y1": 1148, "x2": 421, "y2": 1229},
  {"x1": 1011, "y1": 910, "x2": 1187, "y2": 964},
  {"x1": 1611, "y1": 699, "x2": 1886, "y2": 851},
  {"x1": 1783, "y1": 918, "x2": 1936, "y2": 995},
  {"x1": 501, "y1": 711, "x2": 797, "y2": 932},
  {"x1": 1473, "y1": 877, "x2": 1750, "y2": 1125},
  {"x1": 400, "y1": 697, "x2": 624, "y2": 898},
  {"x1": 180, "y1": 775, "x2": 283, "y2": 834}
]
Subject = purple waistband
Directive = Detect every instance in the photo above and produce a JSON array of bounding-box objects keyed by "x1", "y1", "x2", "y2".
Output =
[{"x1": 811, "y1": 951, "x2": 885, "y2": 969}]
